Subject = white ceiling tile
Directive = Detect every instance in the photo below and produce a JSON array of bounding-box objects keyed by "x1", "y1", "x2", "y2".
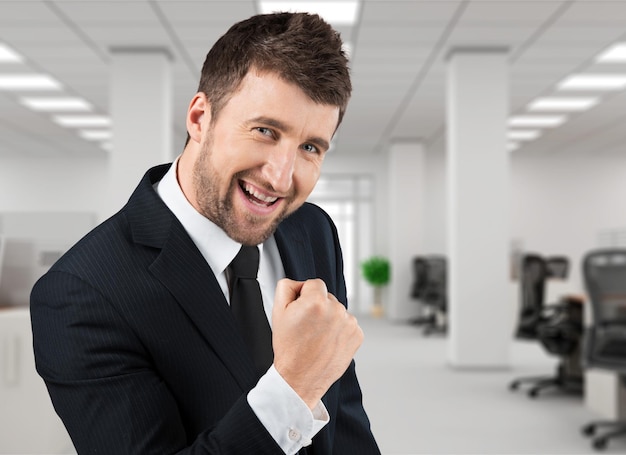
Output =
[
  {"x1": 360, "y1": 1, "x2": 463, "y2": 25},
  {"x1": 557, "y1": 1, "x2": 626, "y2": 24},
  {"x1": 446, "y1": 25, "x2": 537, "y2": 46},
  {"x1": 459, "y1": 0, "x2": 568, "y2": 24},
  {"x1": 0, "y1": 1, "x2": 60, "y2": 24},
  {"x1": 154, "y1": 0, "x2": 257, "y2": 24},
  {"x1": 51, "y1": 0, "x2": 158, "y2": 23}
]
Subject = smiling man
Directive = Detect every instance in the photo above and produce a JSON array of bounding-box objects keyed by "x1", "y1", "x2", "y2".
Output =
[{"x1": 30, "y1": 12, "x2": 380, "y2": 455}]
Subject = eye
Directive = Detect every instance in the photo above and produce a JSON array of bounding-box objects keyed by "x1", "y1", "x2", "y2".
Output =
[
  {"x1": 301, "y1": 143, "x2": 319, "y2": 154},
  {"x1": 254, "y1": 127, "x2": 274, "y2": 138}
]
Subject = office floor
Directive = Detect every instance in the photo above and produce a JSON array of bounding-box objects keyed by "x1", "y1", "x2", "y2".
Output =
[{"x1": 355, "y1": 315, "x2": 626, "y2": 455}]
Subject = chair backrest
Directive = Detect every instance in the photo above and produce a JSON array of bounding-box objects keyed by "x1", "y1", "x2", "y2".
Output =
[
  {"x1": 583, "y1": 249, "x2": 626, "y2": 326},
  {"x1": 516, "y1": 254, "x2": 548, "y2": 338},
  {"x1": 582, "y1": 249, "x2": 626, "y2": 373},
  {"x1": 422, "y1": 256, "x2": 447, "y2": 311},
  {"x1": 546, "y1": 256, "x2": 569, "y2": 279},
  {"x1": 520, "y1": 254, "x2": 547, "y2": 313},
  {"x1": 410, "y1": 257, "x2": 429, "y2": 299}
]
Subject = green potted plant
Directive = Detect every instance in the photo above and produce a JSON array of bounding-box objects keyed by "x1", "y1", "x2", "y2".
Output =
[{"x1": 360, "y1": 256, "x2": 390, "y2": 318}]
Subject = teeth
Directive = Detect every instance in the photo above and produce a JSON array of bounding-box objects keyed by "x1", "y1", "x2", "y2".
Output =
[{"x1": 244, "y1": 183, "x2": 278, "y2": 204}]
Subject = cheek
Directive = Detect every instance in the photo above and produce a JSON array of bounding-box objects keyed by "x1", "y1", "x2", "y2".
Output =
[{"x1": 294, "y1": 161, "x2": 321, "y2": 198}]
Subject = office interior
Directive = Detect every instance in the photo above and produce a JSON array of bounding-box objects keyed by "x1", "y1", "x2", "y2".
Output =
[{"x1": 2, "y1": 0, "x2": 626, "y2": 453}]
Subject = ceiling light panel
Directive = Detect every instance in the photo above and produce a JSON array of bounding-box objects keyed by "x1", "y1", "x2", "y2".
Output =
[
  {"x1": 558, "y1": 74, "x2": 626, "y2": 90},
  {"x1": 596, "y1": 43, "x2": 626, "y2": 63},
  {"x1": 0, "y1": 43, "x2": 23, "y2": 63},
  {"x1": 53, "y1": 115, "x2": 111, "y2": 127},
  {"x1": 258, "y1": 1, "x2": 360, "y2": 25},
  {"x1": 507, "y1": 130, "x2": 541, "y2": 141},
  {"x1": 508, "y1": 115, "x2": 567, "y2": 127},
  {"x1": 79, "y1": 129, "x2": 112, "y2": 141},
  {"x1": 20, "y1": 97, "x2": 92, "y2": 112},
  {"x1": 527, "y1": 97, "x2": 599, "y2": 112},
  {"x1": 0, "y1": 74, "x2": 61, "y2": 90}
]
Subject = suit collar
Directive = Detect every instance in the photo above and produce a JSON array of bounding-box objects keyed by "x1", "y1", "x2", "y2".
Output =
[
  {"x1": 124, "y1": 164, "x2": 175, "y2": 249},
  {"x1": 125, "y1": 165, "x2": 259, "y2": 390}
]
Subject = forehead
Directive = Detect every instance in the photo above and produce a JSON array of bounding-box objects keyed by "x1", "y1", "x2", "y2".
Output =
[{"x1": 223, "y1": 70, "x2": 340, "y2": 134}]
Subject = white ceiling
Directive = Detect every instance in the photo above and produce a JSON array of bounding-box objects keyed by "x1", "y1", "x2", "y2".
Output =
[{"x1": 1, "y1": 0, "x2": 626, "y2": 159}]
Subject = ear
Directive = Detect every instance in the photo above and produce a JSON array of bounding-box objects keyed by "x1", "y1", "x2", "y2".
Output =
[{"x1": 186, "y1": 92, "x2": 211, "y2": 144}]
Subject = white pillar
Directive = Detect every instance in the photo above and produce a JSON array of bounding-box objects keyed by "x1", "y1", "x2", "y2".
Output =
[
  {"x1": 446, "y1": 48, "x2": 510, "y2": 368},
  {"x1": 387, "y1": 141, "x2": 425, "y2": 321},
  {"x1": 105, "y1": 47, "x2": 173, "y2": 220}
]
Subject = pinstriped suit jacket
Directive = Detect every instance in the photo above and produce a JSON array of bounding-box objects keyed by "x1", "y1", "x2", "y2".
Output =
[{"x1": 30, "y1": 164, "x2": 380, "y2": 454}]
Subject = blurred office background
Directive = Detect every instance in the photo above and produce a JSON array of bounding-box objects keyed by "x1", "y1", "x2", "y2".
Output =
[{"x1": 2, "y1": 0, "x2": 626, "y2": 453}]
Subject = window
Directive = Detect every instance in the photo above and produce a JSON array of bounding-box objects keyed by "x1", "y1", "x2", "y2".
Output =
[{"x1": 308, "y1": 175, "x2": 373, "y2": 313}]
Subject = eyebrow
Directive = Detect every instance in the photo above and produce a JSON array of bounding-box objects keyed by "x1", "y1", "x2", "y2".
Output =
[{"x1": 249, "y1": 116, "x2": 330, "y2": 152}]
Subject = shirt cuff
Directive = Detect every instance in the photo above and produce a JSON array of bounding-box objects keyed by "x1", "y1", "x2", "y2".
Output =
[{"x1": 248, "y1": 365, "x2": 330, "y2": 454}]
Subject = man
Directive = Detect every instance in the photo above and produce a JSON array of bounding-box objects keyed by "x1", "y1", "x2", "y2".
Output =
[{"x1": 30, "y1": 11, "x2": 380, "y2": 455}]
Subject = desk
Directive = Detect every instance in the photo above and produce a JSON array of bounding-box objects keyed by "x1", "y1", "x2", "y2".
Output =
[
  {"x1": 0, "y1": 307, "x2": 74, "y2": 454},
  {"x1": 586, "y1": 369, "x2": 626, "y2": 420}
]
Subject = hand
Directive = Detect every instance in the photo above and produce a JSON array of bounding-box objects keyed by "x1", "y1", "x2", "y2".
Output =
[{"x1": 272, "y1": 278, "x2": 364, "y2": 409}]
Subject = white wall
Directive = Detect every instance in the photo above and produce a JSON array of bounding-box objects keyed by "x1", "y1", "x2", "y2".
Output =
[
  {"x1": 420, "y1": 149, "x2": 626, "y2": 302},
  {"x1": 0, "y1": 156, "x2": 109, "y2": 219},
  {"x1": 510, "y1": 154, "x2": 626, "y2": 296}
]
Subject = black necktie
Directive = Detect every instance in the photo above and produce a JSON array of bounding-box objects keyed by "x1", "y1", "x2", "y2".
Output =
[{"x1": 229, "y1": 245, "x2": 274, "y2": 376}]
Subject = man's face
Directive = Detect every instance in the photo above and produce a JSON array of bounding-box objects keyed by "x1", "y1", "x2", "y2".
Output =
[{"x1": 191, "y1": 70, "x2": 340, "y2": 245}]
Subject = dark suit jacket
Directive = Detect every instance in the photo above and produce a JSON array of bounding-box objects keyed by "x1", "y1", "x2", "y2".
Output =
[{"x1": 30, "y1": 164, "x2": 380, "y2": 454}]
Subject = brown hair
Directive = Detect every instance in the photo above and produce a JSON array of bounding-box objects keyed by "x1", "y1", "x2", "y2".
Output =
[{"x1": 197, "y1": 12, "x2": 351, "y2": 127}]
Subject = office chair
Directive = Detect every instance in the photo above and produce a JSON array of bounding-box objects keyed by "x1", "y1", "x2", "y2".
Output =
[
  {"x1": 410, "y1": 255, "x2": 447, "y2": 335},
  {"x1": 580, "y1": 249, "x2": 626, "y2": 451},
  {"x1": 509, "y1": 254, "x2": 584, "y2": 398}
]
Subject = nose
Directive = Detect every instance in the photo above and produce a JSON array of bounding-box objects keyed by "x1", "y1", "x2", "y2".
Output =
[{"x1": 263, "y1": 143, "x2": 296, "y2": 194}]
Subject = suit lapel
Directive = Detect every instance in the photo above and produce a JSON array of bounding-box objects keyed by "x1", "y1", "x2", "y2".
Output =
[{"x1": 125, "y1": 165, "x2": 258, "y2": 391}]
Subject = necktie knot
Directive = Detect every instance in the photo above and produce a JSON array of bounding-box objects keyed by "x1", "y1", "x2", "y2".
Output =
[{"x1": 230, "y1": 245, "x2": 260, "y2": 280}]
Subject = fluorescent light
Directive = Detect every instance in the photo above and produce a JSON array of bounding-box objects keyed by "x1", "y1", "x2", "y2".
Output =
[
  {"x1": 258, "y1": 1, "x2": 360, "y2": 25},
  {"x1": 528, "y1": 97, "x2": 599, "y2": 112},
  {"x1": 507, "y1": 130, "x2": 541, "y2": 141},
  {"x1": 506, "y1": 142, "x2": 520, "y2": 152},
  {"x1": 53, "y1": 115, "x2": 111, "y2": 127},
  {"x1": 558, "y1": 74, "x2": 626, "y2": 91},
  {"x1": 597, "y1": 43, "x2": 626, "y2": 63},
  {"x1": 0, "y1": 74, "x2": 61, "y2": 90},
  {"x1": 20, "y1": 96, "x2": 92, "y2": 112},
  {"x1": 79, "y1": 129, "x2": 112, "y2": 141},
  {"x1": 0, "y1": 43, "x2": 23, "y2": 63},
  {"x1": 508, "y1": 115, "x2": 567, "y2": 128}
]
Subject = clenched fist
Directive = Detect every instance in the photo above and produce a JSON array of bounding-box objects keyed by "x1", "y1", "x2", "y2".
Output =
[{"x1": 272, "y1": 278, "x2": 364, "y2": 409}]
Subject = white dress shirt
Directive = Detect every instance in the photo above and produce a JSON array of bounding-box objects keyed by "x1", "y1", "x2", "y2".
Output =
[{"x1": 155, "y1": 157, "x2": 328, "y2": 454}]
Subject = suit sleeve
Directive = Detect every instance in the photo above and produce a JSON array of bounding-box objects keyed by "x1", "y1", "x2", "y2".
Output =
[{"x1": 30, "y1": 270, "x2": 283, "y2": 455}]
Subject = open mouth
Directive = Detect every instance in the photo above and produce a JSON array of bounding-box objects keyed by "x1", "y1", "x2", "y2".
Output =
[{"x1": 240, "y1": 181, "x2": 279, "y2": 207}]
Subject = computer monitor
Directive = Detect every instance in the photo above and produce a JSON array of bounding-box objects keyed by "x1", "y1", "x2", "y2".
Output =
[{"x1": 0, "y1": 212, "x2": 96, "y2": 307}]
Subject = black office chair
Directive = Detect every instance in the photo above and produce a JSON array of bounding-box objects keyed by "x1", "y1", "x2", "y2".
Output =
[
  {"x1": 410, "y1": 255, "x2": 447, "y2": 335},
  {"x1": 580, "y1": 249, "x2": 626, "y2": 450},
  {"x1": 509, "y1": 254, "x2": 584, "y2": 397}
]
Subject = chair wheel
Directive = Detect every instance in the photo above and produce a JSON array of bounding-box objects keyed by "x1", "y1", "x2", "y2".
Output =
[
  {"x1": 592, "y1": 437, "x2": 607, "y2": 450},
  {"x1": 509, "y1": 381, "x2": 519, "y2": 391},
  {"x1": 581, "y1": 424, "x2": 596, "y2": 437},
  {"x1": 528, "y1": 388, "x2": 539, "y2": 398}
]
